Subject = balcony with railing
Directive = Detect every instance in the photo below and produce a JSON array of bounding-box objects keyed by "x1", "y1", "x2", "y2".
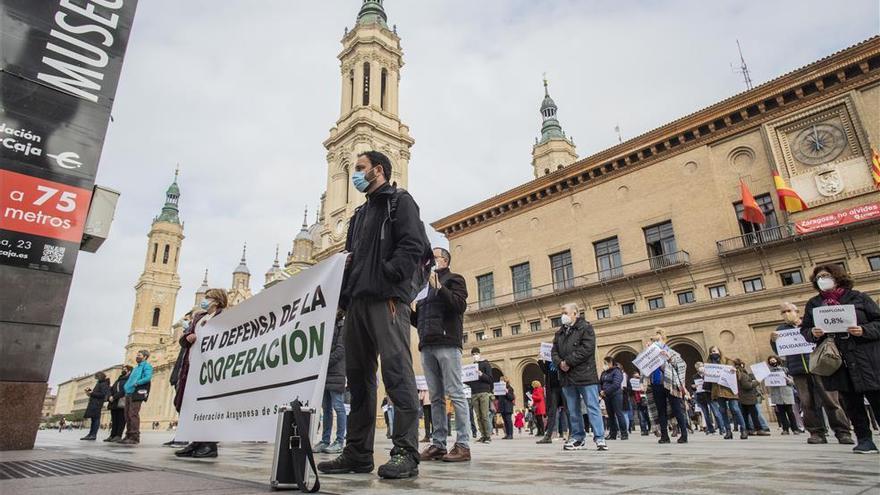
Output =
[
  {"x1": 468, "y1": 250, "x2": 690, "y2": 314},
  {"x1": 716, "y1": 224, "x2": 796, "y2": 255}
]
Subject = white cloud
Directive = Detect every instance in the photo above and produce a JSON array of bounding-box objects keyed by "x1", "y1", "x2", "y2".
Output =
[{"x1": 49, "y1": 0, "x2": 878, "y2": 386}]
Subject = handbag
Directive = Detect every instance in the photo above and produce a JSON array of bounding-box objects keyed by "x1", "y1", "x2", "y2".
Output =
[{"x1": 809, "y1": 337, "x2": 842, "y2": 376}]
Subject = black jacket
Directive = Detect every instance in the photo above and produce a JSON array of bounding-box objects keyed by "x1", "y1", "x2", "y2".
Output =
[
  {"x1": 84, "y1": 378, "x2": 110, "y2": 419},
  {"x1": 466, "y1": 359, "x2": 494, "y2": 394},
  {"x1": 551, "y1": 317, "x2": 598, "y2": 387},
  {"x1": 538, "y1": 359, "x2": 560, "y2": 389},
  {"x1": 341, "y1": 184, "x2": 428, "y2": 309},
  {"x1": 771, "y1": 323, "x2": 809, "y2": 376},
  {"x1": 325, "y1": 318, "x2": 346, "y2": 393},
  {"x1": 411, "y1": 268, "x2": 468, "y2": 350},
  {"x1": 497, "y1": 384, "x2": 515, "y2": 414},
  {"x1": 107, "y1": 373, "x2": 128, "y2": 410},
  {"x1": 802, "y1": 289, "x2": 880, "y2": 393}
]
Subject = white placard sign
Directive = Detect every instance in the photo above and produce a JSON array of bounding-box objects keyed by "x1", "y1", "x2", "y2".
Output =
[
  {"x1": 694, "y1": 378, "x2": 704, "y2": 389},
  {"x1": 463, "y1": 386, "x2": 472, "y2": 399},
  {"x1": 775, "y1": 328, "x2": 815, "y2": 356},
  {"x1": 344, "y1": 403, "x2": 351, "y2": 415},
  {"x1": 493, "y1": 381, "x2": 508, "y2": 395},
  {"x1": 176, "y1": 254, "x2": 346, "y2": 442},
  {"x1": 415, "y1": 375, "x2": 428, "y2": 391},
  {"x1": 702, "y1": 363, "x2": 738, "y2": 395},
  {"x1": 750, "y1": 362, "x2": 771, "y2": 382},
  {"x1": 629, "y1": 378, "x2": 642, "y2": 390},
  {"x1": 461, "y1": 364, "x2": 480, "y2": 382},
  {"x1": 812, "y1": 304, "x2": 857, "y2": 333},
  {"x1": 764, "y1": 372, "x2": 787, "y2": 387},
  {"x1": 538, "y1": 342, "x2": 553, "y2": 361},
  {"x1": 633, "y1": 343, "x2": 667, "y2": 376}
]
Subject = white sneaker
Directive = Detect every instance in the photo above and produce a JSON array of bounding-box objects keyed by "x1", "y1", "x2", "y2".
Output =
[
  {"x1": 596, "y1": 439, "x2": 608, "y2": 451},
  {"x1": 564, "y1": 439, "x2": 586, "y2": 450}
]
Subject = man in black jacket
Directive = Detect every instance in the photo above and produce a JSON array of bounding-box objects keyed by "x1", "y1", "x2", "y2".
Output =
[
  {"x1": 551, "y1": 303, "x2": 607, "y2": 451},
  {"x1": 466, "y1": 347, "x2": 495, "y2": 443},
  {"x1": 773, "y1": 301, "x2": 852, "y2": 444},
  {"x1": 411, "y1": 247, "x2": 471, "y2": 462},
  {"x1": 318, "y1": 150, "x2": 429, "y2": 480}
]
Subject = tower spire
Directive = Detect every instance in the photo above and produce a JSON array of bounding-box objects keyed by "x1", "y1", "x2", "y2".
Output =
[
  {"x1": 357, "y1": 0, "x2": 387, "y2": 26},
  {"x1": 302, "y1": 206, "x2": 309, "y2": 229},
  {"x1": 234, "y1": 243, "x2": 250, "y2": 275},
  {"x1": 156, "y1": 167, "x2": 181, "y2": 224},
  {"x1": 538, "y1": 75, "x2": 566, "y2": 144}
]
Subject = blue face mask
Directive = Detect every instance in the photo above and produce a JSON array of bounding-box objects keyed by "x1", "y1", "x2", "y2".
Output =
[
  {"x1": 352, "y1": 171, "x2": 370, "y2": 192},
  {"x1": 200, "y1": 300, "x2": 211, "y2": 310}
]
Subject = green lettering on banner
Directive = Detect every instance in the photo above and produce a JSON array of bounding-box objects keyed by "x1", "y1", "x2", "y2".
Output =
[
  {"x1": 199, "y1": 362, "x2": 208, "y2": 385},
  {"x1": 222, "y1": 352, "x2": 236, "y2": 379},
  {"x1": 266, "y1": 338, "x2": 280, "y2": 368},
  {"x1": 280, "y1": 333, "x2": 289, "y2": 365},
  {"x1": 254, "y1": 343, "x2": 268, "y2": 372},
  {"x1": 232, "y1": 350, "x2": 246, "y2": 377},
  {"x1": 309, "y1": 322, "x2": 324, "y2": 359},
  {"x1": 213, "y1": 357, "x2": 225, "y2": 381},
  {"x1": 243, "y1": 347, "x2": 257, "y2": 374},
  {"x1": 290, "y1": 329, "x2": 307, "y2": 362}
]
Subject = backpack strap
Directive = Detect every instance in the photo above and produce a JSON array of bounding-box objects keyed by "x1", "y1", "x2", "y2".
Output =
[{"x1": 289, "y1": 400, "x2": 320, "y2": 493}]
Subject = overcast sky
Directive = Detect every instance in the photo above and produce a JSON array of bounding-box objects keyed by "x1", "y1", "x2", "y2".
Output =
[{"x1": 48, "y1": 0, "x2": 878, "y2": 387}]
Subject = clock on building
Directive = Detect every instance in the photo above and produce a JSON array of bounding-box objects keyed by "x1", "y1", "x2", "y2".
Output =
[{"x1": 792, "y1": 123, "x2": 846, "y2": 166}]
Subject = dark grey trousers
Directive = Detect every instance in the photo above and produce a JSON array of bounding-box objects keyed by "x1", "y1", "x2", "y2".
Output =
[{"x1": 342, "y1": 298, "x2": 419, "y2": 463}]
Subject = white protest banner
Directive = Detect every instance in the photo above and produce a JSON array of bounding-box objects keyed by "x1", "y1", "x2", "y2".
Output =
[
  {"x1": 812, "y1": 304, "x2": 857, "y2": 333},
  {"x1": 633, "y1": 343, "x2": 666, "y2": 376},
  {"x1": 538, "y1": 342, "x2": 553, "y2": 361},
  {"x1": 775, "y1": 328, "x2": 815, "y2": 356},
  {"x1": 415, "y1": 375, "x2": 428, "y2": 391},
  {"x1": 765, "y1": 372, "x2": 787, "y2": 387},
  {"x1": 413, "y1": 284, "x2": 429, "y2": 303},
  {"x1": 176, "y1": 253, "x2": 346, "y2": 442},
  {"x1": 493, "y1": 381, "x2": 508, "y2": 395},
  {"x1": 703, "y1": 364, "x2": 738, "y2": 394},
  {"x1": 629, "y1": 378, "x2": 642, "y2": 390},
  {"x1": 344, "y1": 403, "x2": 351, "y2": 415},
  {"x1": 750, "y1": 362, "x2": 771, "y2": 382},
  {"x1": 463, "y1": 386, "x2": 472, "y2": 399},
  {"x1": 461, "y1": 364, "x2": 479, "y2": 382}
]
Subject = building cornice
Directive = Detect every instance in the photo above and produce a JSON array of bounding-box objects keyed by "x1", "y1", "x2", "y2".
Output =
[{"x1": 431, "y1": 36, "x2": 880, "y2": 239}]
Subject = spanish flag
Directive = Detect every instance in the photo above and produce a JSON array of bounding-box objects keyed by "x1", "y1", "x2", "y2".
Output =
[
  {"x1": 872, "y1": 147, "x2": 880, "y2": 189},
  {"x1": 772, "y1": 171, "x2": 808, "y2": 213},
  {"x1": 739, "y1": 179, "x2": 766, "y2": 224}
]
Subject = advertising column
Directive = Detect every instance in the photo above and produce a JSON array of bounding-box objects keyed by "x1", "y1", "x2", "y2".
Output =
[{"x1": 0, "y1": 0, "x2": 139, "y2": 450}]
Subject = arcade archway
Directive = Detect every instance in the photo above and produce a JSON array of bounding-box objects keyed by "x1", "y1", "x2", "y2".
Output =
[{"x1": 670, "y1": 341, "x2": 703, "y2": 387}]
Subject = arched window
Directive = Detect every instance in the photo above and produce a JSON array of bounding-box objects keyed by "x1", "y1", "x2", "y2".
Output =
[
  {"x1": 349, "y1": 69, "x2": 355, "y2": 109},
  {"x1": 151, "y1": 307, "x2": 160, "y2": 327},
  {"x1": 151, "y1": 243, "x2": 158, "y2": 263},
  {"x1": 380, "y1": 68, "x2": 388, "y2": 110},
  {"x1": 162, "y1": 244, "x2": 170, "y2": 264},
  {"x1": 362, "y1": 62, "x2": 370, "y2": 106}
]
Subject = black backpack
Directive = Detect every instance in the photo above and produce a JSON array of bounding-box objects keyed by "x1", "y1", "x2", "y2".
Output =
[{"x1": 386, "y1": 188, "x2": 434, "y2": 303}]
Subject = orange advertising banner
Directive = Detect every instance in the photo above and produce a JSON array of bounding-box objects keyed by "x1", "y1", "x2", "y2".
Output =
[{"x1": 794, "y1": 202, "x2": 880, "y2": 234}]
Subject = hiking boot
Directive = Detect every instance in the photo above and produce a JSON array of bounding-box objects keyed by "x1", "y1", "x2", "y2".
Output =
[
  {"x1": 755, "y1": 430, "x2": 770, "y2": 436},
  {"x1": 192, "y1": 444, "x2": 218, "y2": 458},
  {"x1": 807, "y1": 433, "x2": 827, "y2": 444},
  {"x1": 103, "y1": 436, "x2": 119, "y2": 442},
  {"x1": 419, "y1": 445, "x2": 447, "y2": 461},
  {"x1": 79, "y1": 435, "x2": 96, "y2": 441},
  {"x1": 620, "y1": 433, "x2": 629, "y2": 440},
  {"x1": 536, "y1": 436, "x2": 552, "y2": 444},
  {"x1": 658, "y1": 436, "x2": 671, "y2": 444},
  {"x1": 724, "y1": 432, "x2": 733, "y2": 440},
  {"x1": 119, "y1": 437, "x2": 139, "y2": 445},
  {"x1": 377, "y1": 451, "x2": 419, "y2": 479},
  {"x1": 442, "y1": 444, "x2": 471, "y2": 462},
  {"x1": 740, "y1": 431, "x2": 748, "y2": 440},
  {"x1": 838, "y1": 434, "x2": 855, "y2": 445},
  {"x1": 313, "y1": 441, "x2": 329, "y2": 453},
  {"x1": 419, "y1": 436, "x2": 431, "y2": 443},
  {"x1": 317, "y1": 454, "x2": 374, "y2": 474},
  {"x1": 677, "y1": 437, "x2": 688, "y2": 444},
  {"x1": 852, "y1": 439, "x2": 879, "y2": 454}
]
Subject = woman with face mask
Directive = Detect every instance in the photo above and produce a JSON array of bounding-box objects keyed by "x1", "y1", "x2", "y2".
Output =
[
  {"x1": 599, "y1": 356, "x2": 628, "y2": 440},
  {"x1": 707, "y1": 346, "x2": 748, "y2": 440},
  {"x1": 801, "y1": 264, "x2": 880, "y2": 455},
  {"x1": 644, "y1": 329, "x2": 689, "y2": 444},
  {"x1": 174, "y1": 288, "x2": 228, "y2": 459},
  {"x1": 765, "y1": 355, "x2": 799, "y2": 435}
]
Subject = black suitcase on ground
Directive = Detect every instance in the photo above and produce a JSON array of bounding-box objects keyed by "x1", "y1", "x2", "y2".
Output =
[{"x1": 270, "y1": 400, "x2": 320, "y2": 492}]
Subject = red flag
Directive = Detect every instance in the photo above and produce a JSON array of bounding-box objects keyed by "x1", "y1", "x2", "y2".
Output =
[{"x1": 740, "y1": 180, "x2": 766, "y2": 224}]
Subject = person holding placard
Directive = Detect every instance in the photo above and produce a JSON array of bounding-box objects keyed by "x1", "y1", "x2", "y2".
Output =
[
  {"x1": 466, "y1": 348, "x2": 496, "y2": 444},
  {"x1": 497, "y1": 377, "x2": 516, "y2": 439},
  {"x1": 734, "y1": 359, "x2": 768, "y2": 437},
  {"x1": 552, "y1": 303, "x2": 607, "y2": 451},
  {"x1": 629, "y1": 371, "x2": 650, "y2": 435},
  {"x1": 765, "y1": 356, "x2": 799, "y2": 435},
  {"x1": 411, "y1": 247, "x2": 472, "y2": 462},
  {"x1": 692, "y1": 363, "x2": 717, "y2": 435},
  {"x1": 315, "y1": 313, "x2": 347, "y2": 455},
  {"x1": 645, "y1": 329, "x2": 689, "y2": 445},
  {"x1": 772, "y1": 301, "x2": 853, "y2": 445},
  {"x1": 530, "y1": 380, "x2": 546, "y2": 437},
  {"x1": 707, "y1": 346, "x2": 748, "y2": 440},
  {"x1": 801, "y1": 264, "x2": 880, "y2": 455}
]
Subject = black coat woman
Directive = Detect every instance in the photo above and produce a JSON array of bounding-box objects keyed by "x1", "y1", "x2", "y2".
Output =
[
  {"x1": 802, "y1": 264, "x2": 880, "y2": 455},
  {"x1": 104, "y1": 366, "x2": 131, "y2": 442},
  {"x1": 81, "y1": 372, "x2": 111, "y2": 440}
]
